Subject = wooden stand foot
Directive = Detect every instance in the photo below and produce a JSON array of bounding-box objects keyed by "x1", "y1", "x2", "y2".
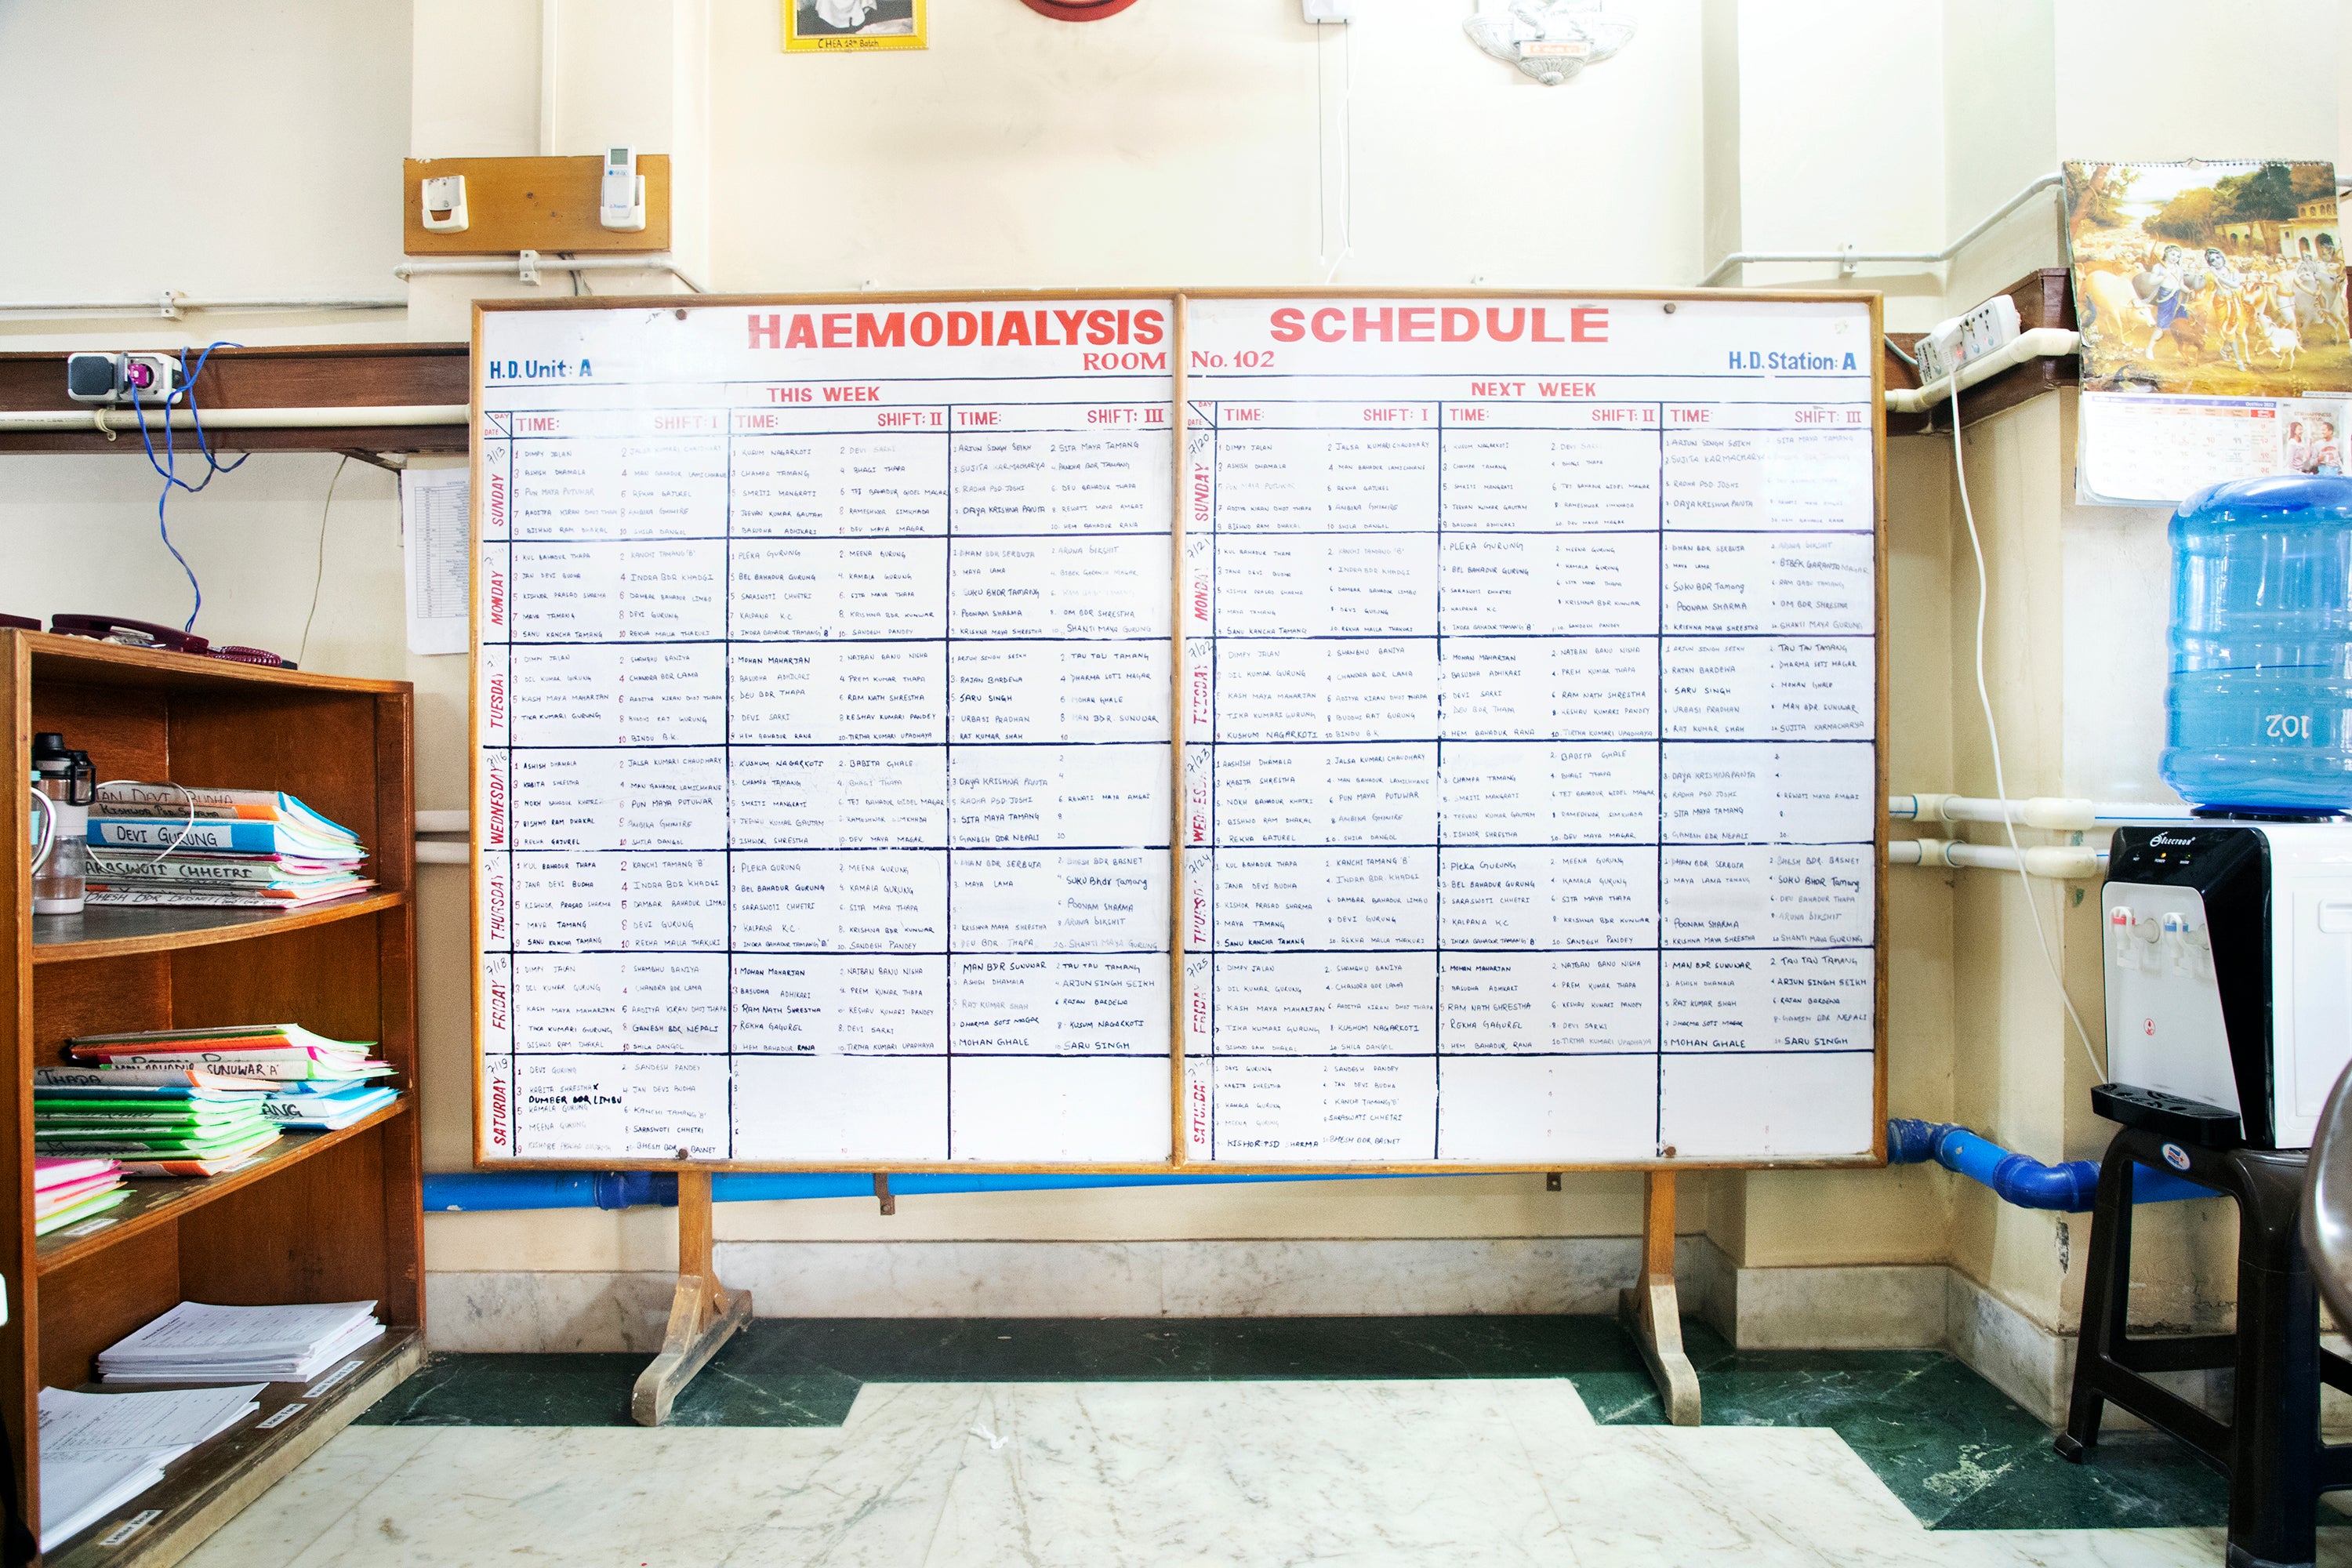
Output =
[
  {"x1": 632, "y1": 1171, "x2": 752, "y2": 1426},
  {"x1": 1617, "y1": 1170, "x2": 1700, "y2": 1426}
]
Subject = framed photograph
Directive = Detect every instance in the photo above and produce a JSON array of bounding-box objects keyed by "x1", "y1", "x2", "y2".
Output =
[{"x1": 784, "y1": 0, "x2": 926, "y2": 52}]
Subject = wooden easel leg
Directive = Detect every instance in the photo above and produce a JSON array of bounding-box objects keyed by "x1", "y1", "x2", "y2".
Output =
[
  {"x1": 1617, "y1": 1170, "x2": 1701, "y2": 1426},
  {"x1": 631, "y1": 1171, "x2": 753, "y2": 1426}
]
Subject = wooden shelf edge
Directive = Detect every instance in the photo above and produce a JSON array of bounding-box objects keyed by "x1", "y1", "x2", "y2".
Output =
[
  {"x1": 1884, "y1": 346, "x2": 2081, "y2": 435},
  {"x1": 37, "y1": 1101, "x2": 411, "y2": 1275},
  {"x1": 45, "y1": 1327, "x2": 425, "y2": 1568},
  {"x1": 17, "y1": 632, "x2": 412, "y2": 696},
  {"x1": 31, "y1": 891, "x2": 410, "y2": 966}
]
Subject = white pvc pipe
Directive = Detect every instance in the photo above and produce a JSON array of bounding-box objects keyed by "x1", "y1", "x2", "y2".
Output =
[
  {"x1": 0, "y1": 404, "x2": 466, "y2": 434},
  {"x1": 539, "y1": 0, "x2": 561, "y2": 157},
  {"x1": 1883, "y1": 328, "x2": 2080, "y2": 414},
  {"x1": 0, "y1": 296, "x2": 405, "y2": 318},
  {"x1": 1701, "y1": 172, "x2": 2063, "y2": 288},
  {"x1": 416, "y1": 841, "x2": 470, "y2": 865},
  {"x1": 393, "y1": 254, "x2": 706, "y2": 293},
  {"x1": 1889, "y1": 838, "x2": 2106, "y2": 880},
  {"x1": 1889, "y1": 794, "x2": 2195, "y2": 831}
]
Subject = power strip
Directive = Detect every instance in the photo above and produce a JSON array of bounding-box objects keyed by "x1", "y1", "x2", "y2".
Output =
[{"x1": 1915, "y1": 295, "x2": 2020, "y2": 385}]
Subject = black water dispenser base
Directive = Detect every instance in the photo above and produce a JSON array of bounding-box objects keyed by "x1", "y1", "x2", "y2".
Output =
[{"x1": 2091, "y1": 1082, "x2": 2243, "y2": 1149}]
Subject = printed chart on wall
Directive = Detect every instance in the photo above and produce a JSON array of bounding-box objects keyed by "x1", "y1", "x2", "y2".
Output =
[
  {"x1": 1179, "y1": 295, "x2": 1883, "y2": 1167},
  {"x1": 475, "y1": 296, "x2": 1180, "y2": 1166},
  {"x1": 473, "y1": 290, "x2": 1885, "y2": 1171}
]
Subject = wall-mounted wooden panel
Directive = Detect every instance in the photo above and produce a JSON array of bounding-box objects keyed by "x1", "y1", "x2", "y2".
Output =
[{"x1": 403, "y1": 154, "x2": 671, "y2": 256}]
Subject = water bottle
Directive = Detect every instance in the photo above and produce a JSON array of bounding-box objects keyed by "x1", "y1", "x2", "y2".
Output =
[{"x1": 2162, "y1": 474, "x2": 2352, "y2": 811}]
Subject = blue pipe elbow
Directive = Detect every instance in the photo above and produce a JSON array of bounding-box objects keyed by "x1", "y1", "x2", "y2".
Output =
[{"x1": 1886, "y1": 1119, "x2": 2216, "y2": 1210}]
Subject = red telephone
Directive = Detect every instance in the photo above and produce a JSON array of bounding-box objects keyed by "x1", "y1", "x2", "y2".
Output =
[{"x1": 48, "y1": 615, "x2": 296, "y2": 669}]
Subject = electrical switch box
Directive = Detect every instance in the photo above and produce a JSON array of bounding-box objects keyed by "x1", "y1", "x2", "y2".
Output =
[{"x1": 403, "y1": 155, "x2": 671, "y2": 255}]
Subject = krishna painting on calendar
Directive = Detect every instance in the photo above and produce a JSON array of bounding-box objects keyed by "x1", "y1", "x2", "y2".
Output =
[{"x1": 2065, "y1": 160, "x2": 2351, "y2": 397}]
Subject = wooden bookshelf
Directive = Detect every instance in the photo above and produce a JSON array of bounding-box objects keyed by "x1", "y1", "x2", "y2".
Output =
[{"x1": 2, "y1": 633, "x2": 422, "y2": 1563}]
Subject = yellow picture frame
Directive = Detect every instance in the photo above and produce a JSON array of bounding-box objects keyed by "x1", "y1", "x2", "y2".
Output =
[{"x1": 783, "y1": 0, "x2": 927, "y2": 52}]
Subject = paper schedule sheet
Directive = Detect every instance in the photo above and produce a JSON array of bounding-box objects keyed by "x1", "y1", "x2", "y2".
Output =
[
  {"x1": 1176, "y1": 298, "x2": 1879, "y2": 1165},
  {"x1": 402, "y1": 465, "x2": 471, "y2": 655},
  {"x1": 478, "y1": 300, "x2": 1178, "y2": 1165},
  {"x1": 475, "y1": 294, "x2": 1882, "y2": 1170}
]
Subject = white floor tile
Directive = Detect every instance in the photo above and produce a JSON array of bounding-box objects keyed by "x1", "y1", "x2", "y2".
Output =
[{"x1": 176, "y1": 1379, "x2": 2352, "y2": 1568}]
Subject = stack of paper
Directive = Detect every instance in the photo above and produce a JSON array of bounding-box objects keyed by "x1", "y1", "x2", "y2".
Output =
[
  {"x1": 34, "y1": 1156, "x2": 127, "y2": 1236},
  {"x1": 98, "y1": 1301, "x2": 383, "y2": 1385},
  {"x1": 38, "y1": 1382, "x2": 262, "y2": 1549},
  {"x1": 82, "y1": 783, "x2": 374, "y2": 909}
]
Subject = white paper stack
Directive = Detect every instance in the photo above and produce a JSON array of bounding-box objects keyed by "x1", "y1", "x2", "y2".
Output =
[
  {"x1": 38, "y1": 1383, "x2": 263, "y2": 1548},
  {"x1": 96, "y1": 1301, "x2": 383, "y2": 1385},
  {"x1": 41, "y1": 1457, "x2": 166, "y2": 1552}
]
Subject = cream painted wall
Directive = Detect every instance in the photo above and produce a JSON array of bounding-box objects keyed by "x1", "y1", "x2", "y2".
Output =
[{"x1": 1928, "y1": 390, "x2": 2247, "y2": 1341}]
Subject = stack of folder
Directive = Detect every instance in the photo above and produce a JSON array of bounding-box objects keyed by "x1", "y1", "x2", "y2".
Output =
[
  {"x1": 82, "y1": 782, "x2": 373, "y2": 909},
  {"x1": 34, "y1": 1084, "x2": 279, "y2": 1177},
  {"x1": 258, "y1": 1080, "x2": 400, "y2": 1131},
  {"x1": 40, "y1": 1025, "x2": 397, "y2": 1176},
  {"x1": 34, "y1": 1156, "x2": 127, "y2": 1236}
]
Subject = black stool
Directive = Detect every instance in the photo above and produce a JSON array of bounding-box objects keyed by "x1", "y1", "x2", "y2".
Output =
[{"x1": 2058, "y1": 1124, "x2": 2352, "y2": 1567}]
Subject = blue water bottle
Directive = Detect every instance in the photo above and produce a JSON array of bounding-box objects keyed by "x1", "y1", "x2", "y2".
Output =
[{"x1": 2162, "y1": 474, "x2": 2352, "y2": 811}]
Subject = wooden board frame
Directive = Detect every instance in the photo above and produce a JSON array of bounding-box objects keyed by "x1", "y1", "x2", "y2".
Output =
[
  {"x1": 470, "y1": 286, "x2": 1889, "y2": 1177},
  {"x1": 403, "y1": 155, "x2": 673, "y2": 256}
]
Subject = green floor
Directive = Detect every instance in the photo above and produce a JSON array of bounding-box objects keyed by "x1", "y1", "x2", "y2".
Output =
[{"x1": 358, "y1": 1316, "x2": 2230, "y2": 1532}]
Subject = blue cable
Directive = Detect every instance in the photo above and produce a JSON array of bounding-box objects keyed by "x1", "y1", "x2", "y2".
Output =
[{"x1": 129, "y1": 341, "x2": 248, "y2": 632}]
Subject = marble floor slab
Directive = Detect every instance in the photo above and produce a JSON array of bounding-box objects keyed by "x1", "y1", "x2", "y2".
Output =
[{"x1": 181, "y1": 1377, "x2": 2352, "y2": 1568}]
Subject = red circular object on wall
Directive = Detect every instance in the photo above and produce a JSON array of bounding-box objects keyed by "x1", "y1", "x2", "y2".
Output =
[{"x1": 1018, "y1": 0, "x2": 1139, "y2": 18}]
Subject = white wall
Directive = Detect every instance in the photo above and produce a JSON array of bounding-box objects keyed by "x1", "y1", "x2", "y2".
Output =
[
  {"x1": 0, "y1": 0, "x2": 412, "y2": 349},
  {"x1": 708, "y1": 0, "x2": 1704, "y2": 293},
  {"x1": 1725, "y1": 0, "x2": 1947, "y2": 323}
]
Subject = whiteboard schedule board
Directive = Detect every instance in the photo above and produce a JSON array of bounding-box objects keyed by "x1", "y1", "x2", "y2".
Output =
[{"x1": 473, "y1": 290, "x2": 1886, "y2": 1172}]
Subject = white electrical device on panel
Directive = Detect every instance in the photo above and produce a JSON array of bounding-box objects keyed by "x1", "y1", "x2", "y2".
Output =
[
  {"x1": 1915, "y1": 295, "x2": 2021, "y2": 386},
  {"x1": 420, "y1": 175, "x2": 469, "y2": 234},
  {"x1": 599, "y1": 146, "x2": 647, "y2": 232},
  {"x1": 64, "y1": 352, "x2": 178, "y2": 406},
  {"x1": 1302, "y1": 0, "x2": 1352, "y2": 20}
]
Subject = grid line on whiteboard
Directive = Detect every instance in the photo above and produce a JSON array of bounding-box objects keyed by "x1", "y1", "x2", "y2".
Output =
[
  {"x1": 1654, "y1": 405, "x2": 1666, "y2": 1153},
  {"x1": 478, "y1": 331, "x2": 1182, "y2": 1164},
  {"x1": 1174, "y1": 355, "x2": 1880, "y2": 1164}
]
